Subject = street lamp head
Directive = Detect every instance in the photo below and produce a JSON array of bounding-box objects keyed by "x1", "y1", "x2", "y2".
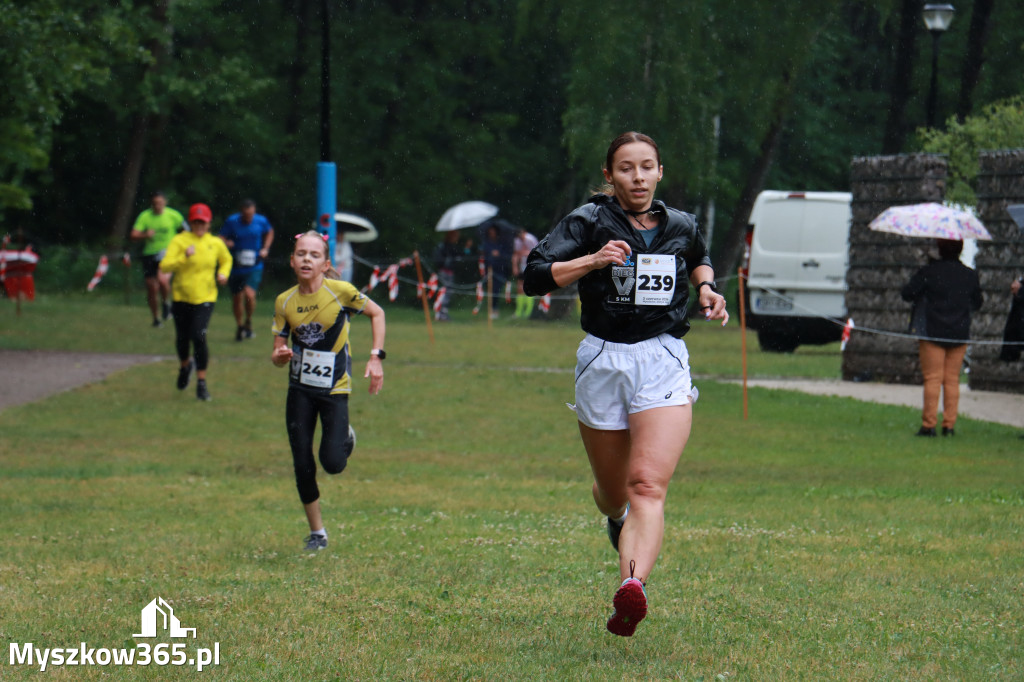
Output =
[{"x1": 923, "y1": 4, "x2": 955, "y2": 33}]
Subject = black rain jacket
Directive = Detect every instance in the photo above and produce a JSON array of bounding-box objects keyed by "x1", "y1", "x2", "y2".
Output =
[
  {"x1": 900, "y1": 257, "x2": 983, "y2": 346},
  {"x1": 523, "y1": 194, "x2": 712, "y2": 343}
]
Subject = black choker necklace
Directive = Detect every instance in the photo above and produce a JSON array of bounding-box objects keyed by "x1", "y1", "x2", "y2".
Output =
[{"x1": 624, "y1": 205, "x2": 659, "y2": 231}]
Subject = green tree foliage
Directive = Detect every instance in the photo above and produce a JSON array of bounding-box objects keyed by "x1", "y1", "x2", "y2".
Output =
[
  {"x1": 5, "y1": 0, "x2": 1024, "y2": 273},
  {"x1": 325, "y1": 1, "x2": 568, "y2": 256},
  {"x1": 0, "y1": 1, "x2": 133, "y2": 212},
  {"x1": 919, "y1": 96, "x2": 1024, "y2": 206}
]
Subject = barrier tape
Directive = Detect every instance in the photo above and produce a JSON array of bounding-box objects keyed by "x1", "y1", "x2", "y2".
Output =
[
  {"x1": 352, "y1": 252, "x2": 744, "y2": 306},
  {"x1": 744, "y1": 274, "x2": 1024, "y2": 347}
]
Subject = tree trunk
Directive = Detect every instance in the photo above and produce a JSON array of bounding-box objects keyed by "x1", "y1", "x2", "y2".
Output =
[
  {"x1": 881, "y1": 0, "x2": 919, "y2": 154},
  {"x1": 105, "y1": 0, "x2": 171, "y2": 250},
  {"x1": 107, "y1": 114, "x2": 150, "y2": 250},
  {"x1": 956, "y1": 0, "x2": 996, "y2": 122},
  {"x1": 715, "y1": 73, "x2": 794, "y2": 274}
]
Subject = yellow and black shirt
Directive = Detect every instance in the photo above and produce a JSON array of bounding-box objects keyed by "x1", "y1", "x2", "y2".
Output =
[{"x1": 272, "y1": 279, "x2": 368, "y2": 394}]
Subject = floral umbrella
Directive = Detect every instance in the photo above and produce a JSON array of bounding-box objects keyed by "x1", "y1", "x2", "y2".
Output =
[{"x1": 868, "y1": 202, "x2": 991, "y2": 241}]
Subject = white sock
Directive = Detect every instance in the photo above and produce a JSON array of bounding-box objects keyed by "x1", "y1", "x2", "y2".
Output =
[
  {"x1": 310, "y1": 528, "x2": 326, "y2": 538},
  {"x1": 612, "y1": 505, "x2": 629, "y2": 524}
]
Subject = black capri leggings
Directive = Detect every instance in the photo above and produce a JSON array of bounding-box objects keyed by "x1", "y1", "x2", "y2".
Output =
[
  {"x1": 171, "y1": 301, "x2": 214, "y2": 370},
  {"x1": 286, "y1": 387, "x2": 354, "y2": 505}
]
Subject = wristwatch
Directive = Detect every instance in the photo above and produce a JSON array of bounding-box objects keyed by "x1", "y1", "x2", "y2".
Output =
[
  {"x1": 697, "y1": 281, "x2": 718, "y2": 294},
  {"x1": 371, "y1": 349, "x2": 386, "y2": 360}
]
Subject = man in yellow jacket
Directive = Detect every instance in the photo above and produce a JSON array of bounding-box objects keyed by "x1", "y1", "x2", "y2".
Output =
[{"x1": 160, "y1": 203, "x2": 232, "y2": 401}]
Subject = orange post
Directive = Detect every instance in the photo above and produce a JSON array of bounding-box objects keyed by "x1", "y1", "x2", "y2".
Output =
[
  {"x1": 738, "y1": 267, "x2": 749, "y2": 420},
  {"x1": 413, "y1": 251, "x2": 435, "y2": 345}
]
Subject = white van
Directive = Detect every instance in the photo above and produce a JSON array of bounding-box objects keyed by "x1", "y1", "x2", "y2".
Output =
[{"x1": 743, "y1": 190, "x2": 852, "y2": 352}]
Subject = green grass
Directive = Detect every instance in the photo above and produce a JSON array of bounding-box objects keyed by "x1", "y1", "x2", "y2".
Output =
[{"x1": 1, "y1": 294, "x2": 1022, "y2": 680}]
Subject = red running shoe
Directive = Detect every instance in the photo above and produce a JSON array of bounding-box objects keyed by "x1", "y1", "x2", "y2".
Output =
[{"x1": 606, "y1": 561, "x2": 648, "y2": 637}]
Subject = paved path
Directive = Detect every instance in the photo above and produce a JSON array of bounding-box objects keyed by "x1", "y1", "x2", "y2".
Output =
[
  {"x1": 0, "y1": 350, "x2": 164, "y2": 412},
  {"x1": 735, "y1": 378, "x2": 1024, "y2": 429}
]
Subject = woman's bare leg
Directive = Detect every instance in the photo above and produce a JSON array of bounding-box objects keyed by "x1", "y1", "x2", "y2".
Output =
[{"x1": 579, "y1": 404, "x2": 692, "y2": 582}]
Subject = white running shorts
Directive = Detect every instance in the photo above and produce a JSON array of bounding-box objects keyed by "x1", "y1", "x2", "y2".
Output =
[{"x1": 570, "y1": 333, "x2": 699, "y2": 430}]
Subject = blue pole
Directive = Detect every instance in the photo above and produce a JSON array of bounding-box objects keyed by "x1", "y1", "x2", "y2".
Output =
[{"x1": 316, "y1": 162, "x2": 337, "y2": 266}]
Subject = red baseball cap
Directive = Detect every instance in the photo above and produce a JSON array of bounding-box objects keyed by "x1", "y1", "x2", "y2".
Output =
[{"x1": 188, "y1": 203, "x2": 212, "y2": 223}]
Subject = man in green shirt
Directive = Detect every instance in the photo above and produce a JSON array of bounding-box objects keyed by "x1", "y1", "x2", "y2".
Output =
[{"x1": 131, "y1": 190, "x2": 186, "y2": 327}]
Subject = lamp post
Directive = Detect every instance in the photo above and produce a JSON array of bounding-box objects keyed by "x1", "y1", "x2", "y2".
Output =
[{"x1": 923, "y1": 3, "x2": 955, "y2": 128}]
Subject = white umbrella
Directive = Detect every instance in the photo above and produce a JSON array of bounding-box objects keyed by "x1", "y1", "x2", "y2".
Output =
[
  {"x1": 334, "y1": 212, "x2": 378, "y2": 243},
  {"x1": 435, "y1": 201, "x2": 498, "y2": 232}
]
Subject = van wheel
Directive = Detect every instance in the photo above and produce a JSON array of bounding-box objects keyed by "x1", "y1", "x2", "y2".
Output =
[{"x1": 757, "y1": 329, "x2": 799, "y2": 353}]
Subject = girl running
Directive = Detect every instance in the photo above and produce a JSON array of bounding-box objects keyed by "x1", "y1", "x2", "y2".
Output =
[{"x1": 271, "y1": 231, "x2": 386, "y2": 551}]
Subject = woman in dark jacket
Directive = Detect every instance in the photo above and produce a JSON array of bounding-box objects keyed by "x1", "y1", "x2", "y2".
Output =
[
  {"x1": 900, "y1": 238, "x2": 983, "y2": 436},
  {"x1": 523, "y1": 132, "x2": 728, "y2": 637}
]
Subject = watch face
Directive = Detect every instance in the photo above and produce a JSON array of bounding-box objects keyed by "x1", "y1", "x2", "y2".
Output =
[{"x1": 375, "y1": 350, "x2": 386, "y2": 360}]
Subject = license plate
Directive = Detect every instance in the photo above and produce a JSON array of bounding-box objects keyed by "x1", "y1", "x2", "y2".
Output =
[{"x1": 754, "y1": 293, "x2": 793, "y2": 312}]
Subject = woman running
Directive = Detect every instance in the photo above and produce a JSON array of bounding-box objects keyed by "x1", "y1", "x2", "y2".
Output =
[
  {"x1": 159, "y1": 203, "x2": 233, "y2": 401},
  {"x1": 523, "y1": 132, "x2": 728, "y2": 636},
  {"x1": 271, "y1": 231, "x2": 386, "y2": 551}
]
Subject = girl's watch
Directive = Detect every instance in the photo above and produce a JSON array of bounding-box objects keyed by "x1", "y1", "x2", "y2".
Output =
[{"x1": 371, "y1": 349, "x2": 386, "y2": 360}]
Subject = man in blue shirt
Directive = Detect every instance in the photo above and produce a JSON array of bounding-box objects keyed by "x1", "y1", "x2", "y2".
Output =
[{"x1": 220, "y1": 199, "x2": 275, "y2": 340}]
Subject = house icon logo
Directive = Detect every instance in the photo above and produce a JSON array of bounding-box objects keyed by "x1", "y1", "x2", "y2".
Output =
[{"x1": 133, "y1": 597, "x2": 197, "y2": 639}]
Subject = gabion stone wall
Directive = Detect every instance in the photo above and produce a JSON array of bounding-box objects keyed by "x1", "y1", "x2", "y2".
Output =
[
  {"x1": 968, "y1": 149, "x2": 1024, "y2": 393},
  {"x1": 842, "y1": 154, "x2": 947, "y2": 383}
]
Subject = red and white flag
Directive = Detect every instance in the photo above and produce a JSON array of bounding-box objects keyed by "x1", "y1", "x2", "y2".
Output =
[
  {"x1": 87, "y1": 255, "x2": 109, "y2": 291},
  {"x1": 387, "y1": 268, "x2": 399, "y2": 301},
  {"x1": 840, "y1": 317, "x2": 854, "y2": 351},
  {"x1": 367, "y1": 266, "x2": 382, "y2": 292},
  {"x1": 433, "y1": 287, "x2": 446, "y2": 315},
  {"x1": 472, "y1": 281, "x2": 484, "y2": 315}
]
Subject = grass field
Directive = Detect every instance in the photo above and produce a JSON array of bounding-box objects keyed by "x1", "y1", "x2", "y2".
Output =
[{"x1": 1, "y1": 293, "x2": 1022, "y2": 680}]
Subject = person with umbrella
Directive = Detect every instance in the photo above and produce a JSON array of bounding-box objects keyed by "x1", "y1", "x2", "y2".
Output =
[
  {"x1": 433, "y1": 201, "x2": 496, "y2": 320},
  {"x1": 523, "y1": 131, "x2": 728, "y2": 637},
  {"x1": 900, "y1": 239, "x2": 982, "y2": 436},
  {"x1": 432, "y1": 230, "x2": 473, "y2": 321},
  {"x1": 480, "y1": 222, "x2": 512, "y2": 320},
  {"x1": 871, "y1": 204, "x2": 987, "y2": 437}
]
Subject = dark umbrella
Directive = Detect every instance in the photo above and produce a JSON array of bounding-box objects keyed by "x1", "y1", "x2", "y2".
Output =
[
  {"x1": 1007, "y1": 204, "x2": 1024, "y2": 230},
  {"x1": 476, "y1": 217, "x2": 518, "y2": 252}
]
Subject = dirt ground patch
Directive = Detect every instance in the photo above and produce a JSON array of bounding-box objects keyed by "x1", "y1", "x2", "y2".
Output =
[{"x1": 0, "y1": 350, "x2": 164, "y2": 412}]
